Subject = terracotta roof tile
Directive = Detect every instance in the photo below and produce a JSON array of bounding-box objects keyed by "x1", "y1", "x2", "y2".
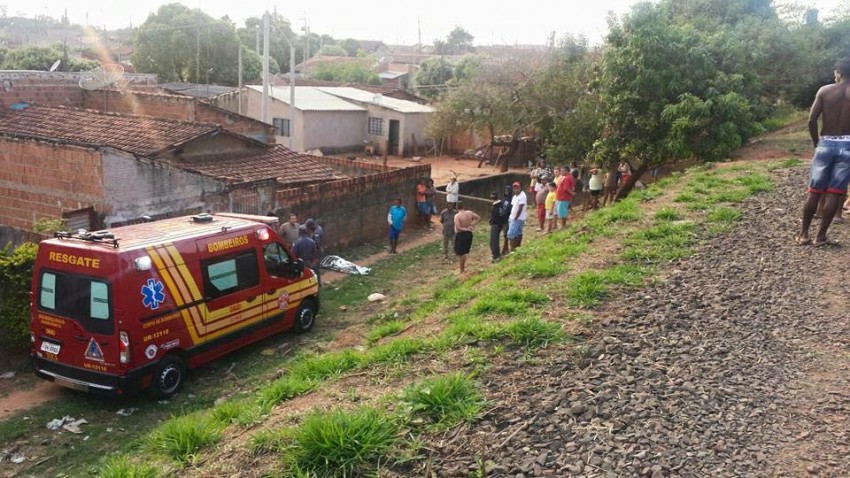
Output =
[
  {"x1": 172, "y1": 145, "x2": 349, "y2": 186},
  {"x1": 0, "y1": 105, "x2": 218, "y2": 156}
]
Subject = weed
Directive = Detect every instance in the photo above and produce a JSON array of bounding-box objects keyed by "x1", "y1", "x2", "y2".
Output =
[
  {"x1": 565, "y1": 272, "x2": 609, "y2": 308},
  {"x1": 623, "y1": 222, "x2": 696, "y2": 264},
  {"x1": 249, "y1": 428, "x2": 287, "y2": 454},
  {"x1": 400, "y1": 373, "x2": 485, "y2": 428},
  {"x1": 258, "y1": 375, "x2": 316, "y2": 410},
  {"x1": 147, "y1": 414, "x2": 221, "y2": 464},
  {"x1": 366, "y1": 320, "x2": 406, "y2": 344},
  {"x1": 736, "y1": 173, "x2": 773, "y2": 194},
  {"x1": 209, "y1": 399, "x2": 262, "y2": 427},
  {"x1": 655, "y1": 207, "x2": 682, "y2": 221},
  {"x1": 505, "y1": 316, "x2": 568, "y2": 349},
  {"x1": 281, "y1": 407, "x2": 401, "y2": 477},
  {"x1": 364, "y1": 337, "x2": 426, "y2": 364},
  {"x1": 98, "y1": 455, "x2": 159, "y2": 478},
  {"x1": 288, "y1": 350, "x2": 362, "y2": 382},
  {"x1": 601, "y1": 264, "x2": 650, "y2": 287},
  {"x1": 707, "y1": 207, "x2": 742, "y2": 223}
]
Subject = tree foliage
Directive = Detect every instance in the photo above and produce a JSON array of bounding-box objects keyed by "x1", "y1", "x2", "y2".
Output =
[
  {"x1": 133, "y1": 3, "x2": 276, "y2": 85},
  {"x1": 434, "y1": 26, "x2": 475, "y2": 55},
  {"x1": 0, "y1": 45, "x2": 97, "y2": 71},
  {"x1": 310, "y1": 59, "x2": 380, "y2": 84},
  {"x1": 0, "y1": 242, "x2": 38, "y2": 349}
]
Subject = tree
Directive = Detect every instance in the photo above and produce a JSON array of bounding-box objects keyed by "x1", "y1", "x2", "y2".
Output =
[
  {"x1": 133, "y1": 3, "x2": 270, "y2": 85},
  {"x1": 415, "y1": 56, "x2": 455, "y2": 99},
  {"x1": 236, "y1": 12, "x2": 298, "y2": 72},
  {"x1": 434, "y1": 26, "x2": 475, "y2": 55},
  {"x1": 1, "y1": 45, "x2": 96, "y2": 71},
  {"x1": 595, "y1": 2, "x2": 759, "y2": 198},
  {"x1": 311, "y1": 59, "x2": 379, "y2": 84},
  {"x1": 319, "y1": 44, "x2": 348, "y2": 57},
  {"x1": 340, "y1": 38, "x2": 362, "y2": 57}
]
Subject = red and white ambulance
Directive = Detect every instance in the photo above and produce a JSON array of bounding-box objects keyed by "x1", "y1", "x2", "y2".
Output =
[{"x1": 30, "y1": 213, "x2": 319, "y2": 398}]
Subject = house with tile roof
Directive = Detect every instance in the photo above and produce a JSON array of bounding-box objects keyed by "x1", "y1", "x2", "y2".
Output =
[
  {"x1": 0, "y1": 104, "x2": 432, "y2": 253},
  {"x1": 0, "y1": 104, "x2": 348, "y2": 243}
]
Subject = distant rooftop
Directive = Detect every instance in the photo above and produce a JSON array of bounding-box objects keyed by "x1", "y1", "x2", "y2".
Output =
[
  {"x1": 161, "y1": 82, "x2": 239, "y2": 99},
  {"x1": 246, "y1": 85, "x2": 366, "y2": 112},
  {"x1": 317, "y1": 87, "x2": 434, "y2": 114}
]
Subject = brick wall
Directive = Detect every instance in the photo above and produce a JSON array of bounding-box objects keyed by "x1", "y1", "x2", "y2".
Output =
[
  {"x1": 0, "y1": 71, "x2": 158, "y2": 110},
  {"x1": 81, "y1": 90, "x2": 275, "y2": 142},
  {"x1": 0, "y1": 138, "x2": 105, "y2": 244},
  {"x1": 274, "y1": 164, "x2": 432, "y2": 253}
]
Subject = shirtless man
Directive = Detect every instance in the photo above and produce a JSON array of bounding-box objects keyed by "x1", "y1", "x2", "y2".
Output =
[{"x1": 798, "y1": 58, "x2": 850, "y2": 246}]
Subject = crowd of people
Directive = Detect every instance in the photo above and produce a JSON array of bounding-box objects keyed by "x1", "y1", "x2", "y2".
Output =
[
  {"x1": 388, "y1": 163, "x2": 643, "y2": 276},
  {"x1": 275, "y1": 213, "x2": 325, "y2": 285}
]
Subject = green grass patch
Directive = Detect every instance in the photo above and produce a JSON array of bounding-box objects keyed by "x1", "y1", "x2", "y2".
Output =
[
  {"x1": 98, "y1": 455, "x2": 159, "y2": 478},
  {"x1": 565, "y1": 272, "x2": 610, "y2": 308},
  {"x1": 501, "y1": 254, "x2": 566, "y2": 278},
  {"x1": 147, "y1": 414, "x2": 222, "y2": 464},
  {"x1": 366, "y1": 320, "x2": 406, "y2": 344},
  {"x1": 280, "y1": 407, "x2": 401, "y2": 477},
  {"x1": 654, "y1": 207, "x2": 682, "y2": 221},
  {"x1": 585, "y1": 198, "x2": 642, "y2": 228},
  {"x1": 400, "y1": 373, "x2": 485, "y2": 429},
  {"x1": 768, "y1": 157, "x2": 803, "y2": 170},
  {"x1": 470, "y1": 288, "x2": 549, "y2": 317},
  {"x1": 505, "y1": 316, "x2": 568, "y2": 349},
  {"x1": 258, "y1": 375, "x2": 317, "y2": 410},
  {"x1": 623, "y1": 222, "x2": 696, "y2": 264},
  {"x1": 209, "y1": 399, "x2": 263, "y2": 427},
  {"x1": 249, "y1": 428, "x2": 287, "y2": 455},
  {"x1": 707, "y1": 207, "x2": 742, "y2": 223},
  {"x1": 288, "y1": 350, "x2": 363, "y2": 382},
  {"x1": 736, "y1": 173, "x2": 773, "y2": 194},
  {"x1": 601, "y1": 264, "x2": 650, "y2": 287},
  {"x1": 364, "y1": 337, "x2": 426, "y2": 364}
]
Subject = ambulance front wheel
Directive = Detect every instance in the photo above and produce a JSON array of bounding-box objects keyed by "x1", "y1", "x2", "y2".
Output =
[
  {"x1": 293, "y1": 298, "x2": 317, "y2": 333},
  {"x1": 147, "y1": 355, "x2": 186, "y2": 399}
]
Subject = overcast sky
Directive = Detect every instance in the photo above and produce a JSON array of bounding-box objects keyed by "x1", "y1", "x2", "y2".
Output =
[{"x1": 2, "y1": 0, "x2": 846, "y2": 46}]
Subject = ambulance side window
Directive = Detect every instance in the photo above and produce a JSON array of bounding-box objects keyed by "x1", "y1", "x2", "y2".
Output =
[
  {"x1": 263, "y1": 243, "x2": 292, "y2": 276},
  {"x1": 202, "y1": 251, "x2": 260, "y2": 300}
]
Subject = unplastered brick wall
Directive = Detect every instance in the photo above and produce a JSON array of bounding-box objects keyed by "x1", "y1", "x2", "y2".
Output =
[
  {"x1": 275, "y1": 164, "x2": 432, "y2": 253},
  {"x1": 82, "y1": 90, "x2": 274, "y2": 142},
  {"x1": 0, "y1": 138, "x2": 105, "y2": 233},
  {"x1": 0, "y1": 71, "x2": 158, "y2": 110},
  {"x1": 313, "y1": 156, "x2": 396, "y2": 177}
]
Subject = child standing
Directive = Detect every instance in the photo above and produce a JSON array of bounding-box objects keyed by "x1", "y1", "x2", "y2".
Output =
[{"x1": 545, "y1": 181, "x2": 557, "y2": 234}]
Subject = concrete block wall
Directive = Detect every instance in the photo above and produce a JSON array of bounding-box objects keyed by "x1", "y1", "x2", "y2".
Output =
[
  {"x1": 0, "y1": 71, "x2": 158, "y2": 110},
  {"x1": 274, "y1": 164, "x2": 432, "y2": 253},
  {"x1": 0, "y1": 138, "x2": 105, "y2": 232}
]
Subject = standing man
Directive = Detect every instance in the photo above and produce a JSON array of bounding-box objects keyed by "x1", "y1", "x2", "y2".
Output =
[
  {"x1": 279, "y1": 213, "x2": 300, "y2": 246},
  {"x1": 489, "y1": 191, "x2": 509, "y2": 262},
  {"x1": 535, "y1": 181, "x2": 549, "y2": 232},
  {"x1": 292, "y1": 225, "x2": 320, "y2": 285},
  {"x1": 556, "y1": 168, "x2": 576, "y2": 229},
  {"x1": 798, "y1": 58, "x2": 850, "y2": 246},
  {"x1": 387, "y1": 198, "x2": 407, "y2": 254},
  {"x1": 439, "y1": 202, "x2": 459, "y2": 260},
  {"x1": 453, "y1": 203, "x2": 481, "y2": 275},
  {"x1": 415, "y1": 179, "x2": 429, "y2": 228},
  {"x1": 446, "y1": 176, "x2": 460, "y2": 206},
  {"x1": 507, "y1": 181, "x2": 528, "y2": 250}
]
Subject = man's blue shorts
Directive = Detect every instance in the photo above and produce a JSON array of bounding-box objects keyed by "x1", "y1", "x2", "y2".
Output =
[
  {"x1": 810, "y1": 136, "x2": 850, "y2": 194},
  {"x1": 507, "y1": 219, "x2": 525, "y2": 239},
  {"x1": 388, "y1": 226, "x2": 402, "y2": 240},
  {"x1": 556, "y1": 200, "x2": 571, "y2": 219},
  {"x1": 417, "y1": 202, "x2": 430, "y2": 216}
]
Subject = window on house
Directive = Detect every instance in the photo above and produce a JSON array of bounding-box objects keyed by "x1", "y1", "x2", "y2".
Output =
[
  {"x1": 272, "y1": 117, "x2": 291, "y2": 137},
  {"x1": 368, "y1": 117, "x2": 383, "y2": 135}
]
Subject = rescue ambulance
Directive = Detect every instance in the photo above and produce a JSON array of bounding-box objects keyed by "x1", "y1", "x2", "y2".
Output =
[{"x1": 30, "y1": 213, "x2": 320, "y2": 398}]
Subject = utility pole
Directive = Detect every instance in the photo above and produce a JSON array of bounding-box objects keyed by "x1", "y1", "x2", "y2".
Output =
[
  {"x1": 196, "y1": 25, "x2": 200, "y2": 96},
  {"x1": 255, "y1": 27, "x2": 260, "y2": 55},
  {"x1": 302, "y1": 19, "x2": 309, "y2": 76},
  {"x1": 289, "y1": 44, "x2": 295, "y2": 150},
  {"x1": 261, "y1": 11, "x2": 270, "y2": 124},
  {"x1": 238, "y1": 46, "x2": 243, "y2": 115}
]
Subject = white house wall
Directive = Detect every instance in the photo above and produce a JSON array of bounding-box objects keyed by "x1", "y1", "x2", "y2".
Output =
[{"x1": 301, "y1": 110, "x2": 367, "y2": 152}]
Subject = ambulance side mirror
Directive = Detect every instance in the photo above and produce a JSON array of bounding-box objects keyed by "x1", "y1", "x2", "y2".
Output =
[{"x1": 290, "y1": 258, "x2": 305, "y2": 277}]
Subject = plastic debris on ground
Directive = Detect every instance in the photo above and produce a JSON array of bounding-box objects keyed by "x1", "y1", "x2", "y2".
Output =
[
  {"x1": 0, "y1": 371, "x2": 15, "y2": 379},
  {"x1": 320, "y1": 255, "x2": 371, "y2": 275},
  {"x1": 45, "y1": 416, "x2": 88, "y2": 433},
  {"x1": 367, "y1": 292, "x2": 387, "y2": 302},
  {"x1": 115, "y1": 408, "x2": 138, "y2": 416}
]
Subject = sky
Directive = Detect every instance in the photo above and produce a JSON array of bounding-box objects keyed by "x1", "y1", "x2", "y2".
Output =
[{"x1": 1, "y1": 0, "x2": 847, "y2": 46}]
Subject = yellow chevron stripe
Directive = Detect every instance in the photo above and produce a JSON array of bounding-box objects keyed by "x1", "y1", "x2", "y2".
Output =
[
  {"x1": 165, "y1": 244, "x2": 202, "y2": 302},
  {"x1": 145, "y1": 246, "x2": 184, "y2": 307},
  {"x1": 155, "y1": 246, "x2": 192, "y2": 305}
]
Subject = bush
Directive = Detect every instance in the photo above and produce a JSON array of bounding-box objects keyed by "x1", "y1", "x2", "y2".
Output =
[{"x1": 0, "y1": 242, "x2": 38, "y2": 349}]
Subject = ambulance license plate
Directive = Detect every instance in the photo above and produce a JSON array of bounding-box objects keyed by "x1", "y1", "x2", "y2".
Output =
[{"x1": 40, "y1": 341, "x2": 61, "y2": 355}]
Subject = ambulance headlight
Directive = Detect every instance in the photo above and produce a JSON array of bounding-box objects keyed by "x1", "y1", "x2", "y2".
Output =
[{"x1": 134, "y1": 256, "x2": 153, "y2": 271}]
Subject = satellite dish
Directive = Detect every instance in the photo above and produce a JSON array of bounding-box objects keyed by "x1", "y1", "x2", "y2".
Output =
[
  {"x1": 78, "y1": 64, "x2": 125, "y2": 90},
  {"x1": 49, "y1": 59, "x2": 61, "y2": 72}
]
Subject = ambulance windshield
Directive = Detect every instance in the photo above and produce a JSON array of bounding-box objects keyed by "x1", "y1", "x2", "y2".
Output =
[{"x1": 38, "y1": 270, "x2": 113, "y2": 334}]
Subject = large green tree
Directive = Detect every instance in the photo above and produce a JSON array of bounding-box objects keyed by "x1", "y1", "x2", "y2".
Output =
[
  {"x1": 0, "y1": 45, "x2": 96, "y2": 71},
  {"x1": 133, "y1": 3, "x2": 274, "y2": 85},
  {"x1": 595, "y1": 2, "x2": 759, "y2": 198}
]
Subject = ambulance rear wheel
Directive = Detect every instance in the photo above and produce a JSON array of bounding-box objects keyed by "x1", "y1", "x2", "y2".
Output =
[
  {"x1": 293, "y1": 299, "x2": 317, "y2": 333},
  {"x1": 147, "y1": 355, "x2": 186, "y2": 399}
]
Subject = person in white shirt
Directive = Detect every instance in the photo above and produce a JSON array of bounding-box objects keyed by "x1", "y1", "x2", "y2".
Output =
[
  {"x1": 507, "y1": 181, "x2": 528, "y2": 251},
  {"x1": 446, "y1": 177, "x2": 460, "y2": 205}
]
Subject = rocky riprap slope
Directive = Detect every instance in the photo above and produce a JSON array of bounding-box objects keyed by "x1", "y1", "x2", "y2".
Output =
[{"x1": 429, "y1": 166, "x2": 850, "y2": 477}]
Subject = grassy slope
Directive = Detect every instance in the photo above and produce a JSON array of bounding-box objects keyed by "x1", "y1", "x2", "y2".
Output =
[{"x1": 0, "y1": 121, "x2": 811, "y2": 477}]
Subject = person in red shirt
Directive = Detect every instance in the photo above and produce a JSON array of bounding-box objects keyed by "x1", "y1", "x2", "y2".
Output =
[{"x1": 556, "y1": 169, "x2": 576, "y2": 229}]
